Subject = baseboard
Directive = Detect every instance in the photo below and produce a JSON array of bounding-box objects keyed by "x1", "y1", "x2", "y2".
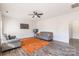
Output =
[{"x1": 70, "y1": 38, "x2": 79, "y2": 40}]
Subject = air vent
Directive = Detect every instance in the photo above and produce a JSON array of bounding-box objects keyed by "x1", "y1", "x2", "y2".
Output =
[{"x1": 72, "y1": 3, "x2": 79, "y2": 8}]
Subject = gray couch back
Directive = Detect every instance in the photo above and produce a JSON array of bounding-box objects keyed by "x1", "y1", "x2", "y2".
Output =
[{"x1": 36, "y1": 32, "x2": 53, "y2": 41}]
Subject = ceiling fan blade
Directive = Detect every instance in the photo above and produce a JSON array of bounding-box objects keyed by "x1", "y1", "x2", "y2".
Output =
[
  {"x1": 38, "y1": 13, "x2": 43, "y2": 15},
  {"x1": 37, "y1": 15, "x2": 40, "y2": 18},
  {"x1": 32, "y1": 15, "x2": 35, "y2": 18}
]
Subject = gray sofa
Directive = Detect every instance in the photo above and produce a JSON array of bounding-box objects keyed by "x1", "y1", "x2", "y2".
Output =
[
  {"x1": 36, "y1": 32, "x2": 53, "y2": 41},
  {"x1": 1, "y1": 34, "x2": 21, "y2": 52}
]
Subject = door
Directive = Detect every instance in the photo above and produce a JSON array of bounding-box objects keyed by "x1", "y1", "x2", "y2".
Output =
[{"x1": 0, "y1": 13, "x2": 2, "y2": 52}]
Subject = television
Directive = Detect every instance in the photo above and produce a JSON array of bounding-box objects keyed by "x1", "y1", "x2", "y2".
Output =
[{"x1": 20, "y1": 23, "x2": 29, "y2": 29}]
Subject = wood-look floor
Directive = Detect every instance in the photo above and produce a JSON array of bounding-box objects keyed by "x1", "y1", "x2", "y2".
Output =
[
  {"x1": 70, "y1": 39, "x2": 79, "y2": 49},
  {"x1": 1, "y1": 40, "x2": 79, "y2": 56}
]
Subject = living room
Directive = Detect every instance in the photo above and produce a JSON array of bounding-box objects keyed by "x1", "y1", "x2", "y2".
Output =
[{"x1": 0, "y1": 3, "x2": 79, "y2": 56}]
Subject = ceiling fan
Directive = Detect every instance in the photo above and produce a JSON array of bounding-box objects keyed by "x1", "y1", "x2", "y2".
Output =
[{"x1": 28, "y1": 11, "x2": 43, "y2": 18}]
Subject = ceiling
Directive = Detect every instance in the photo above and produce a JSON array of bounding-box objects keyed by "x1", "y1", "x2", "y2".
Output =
[{"x1": 0, "y1": 3, "x2": 79, "y2": 20}]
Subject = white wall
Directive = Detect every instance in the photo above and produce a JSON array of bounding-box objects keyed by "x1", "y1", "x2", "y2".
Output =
[
  {"x1": 35, "y1": 17, "x2": 69, "y2": 43},
  {"x1": 0, "y1": 14, "x2": 1, "y2": 35},
  {"x1": 0, "y1": 13, "x2": 2, "y2": 39},
  {"x1": 3, "y1": 17, "x2": 34, "y2": 39},
  {"x1": 65, "y1": 11, "x2": 79, "y2": 39},
  {"x1": 35, "y1": 11, "x2": 79, "y2": 43},
  {"x1": 72, "y1": 20, "x2": 79, "y2": 39}
]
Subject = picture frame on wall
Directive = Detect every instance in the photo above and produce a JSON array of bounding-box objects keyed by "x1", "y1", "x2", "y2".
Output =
[{"x1": 20, "y1": 23, "x2": 29, "y2": 29}]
